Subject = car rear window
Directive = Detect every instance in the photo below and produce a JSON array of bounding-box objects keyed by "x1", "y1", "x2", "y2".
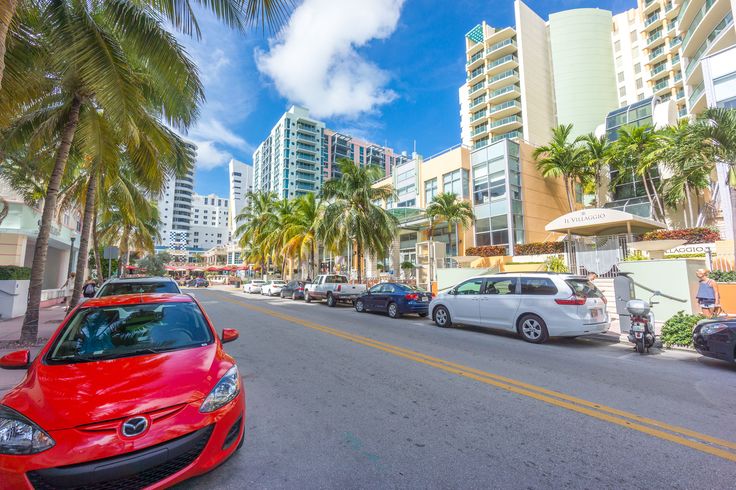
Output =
[
  {"x1": 327, "y1": 275, "x2": 347, "y2": 283},
  {"x1": 97, "y1": 282, "x2": 179, "y2": 296},
  {"x1": 47, "y1": 302, "x2": 213, "y2": 364},
  {"x1": 520, "y1": 277, "x2": 558, "y2": 295},
  {"x1": 566, "y1": 279, "x2": 605, "y2": 299}
]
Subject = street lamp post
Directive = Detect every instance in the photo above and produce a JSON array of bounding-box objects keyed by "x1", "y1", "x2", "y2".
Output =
[{"x1": 66, "y1": 237, "x2": 76, "y2": 280}]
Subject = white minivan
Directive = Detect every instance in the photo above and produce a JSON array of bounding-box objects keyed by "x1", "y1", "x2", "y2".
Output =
[{"x1": 428, "y1": 273, "x2": 609, "y2": 343}]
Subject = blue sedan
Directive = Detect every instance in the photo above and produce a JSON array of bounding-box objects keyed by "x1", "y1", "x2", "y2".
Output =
[{"x1": 355, "y1": 282, "x2": 433, "y2": 319}]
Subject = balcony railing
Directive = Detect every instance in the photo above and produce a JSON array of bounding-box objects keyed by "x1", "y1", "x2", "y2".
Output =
[
  {"x1": 491, "y1": 84, "x2": 518, "y2": 98},
  {"x1": 296, "y1": 123, "x2": 317, "y2": 133},
  {"x1": 685, "y1": 13, "x2": 734, "y2": 78},
  {"x1": 676, "y1": 88, "x2": 685, "y2": 99},
  {"x1": 682, "y1": 0, "x2": 716, "y2": 49},
  {"x1": 647, "y1": 29, "x2": 663, "y2": 45},
  {"x1": 469, "y1": 80, "x2": 485, "y2": 94},
  {"x1": 490, "y1": 99, "x2": 521, "y2": 114},
  {"x1": 470, "y1": 109, "x2": 487, "y2": 122},
  {"x1": 674, "y1": 71, "x2": 682, "y2": 82},
  {"x1": 470, "y1": 96, "x2": 487, "y2": 109},
  {"x1": 665, "y1": 2, "x2": 674, "y2": 13},
  {"x1": 471, "y1": 124, "x2": 489, "y2": 136},
  {"x1": 678, "y1": 107, "x2": 688, "y2": 117},
  {"x1": 689, "y1": 81, "x2": 705, "y2": 106},
  {"x1": 491, "y1": 130, "x2": 522, "y2": 143},
  {"x1": 490, "y1": 115, "x2": 522, "y2": 128},
  {"x1": 671, "y1": 53, "x2": 680, "y2": 64},
  {"x1": 651, "y1": 63, "x2": 667, "y2": 77},
  {"x1": 488, "y1": 54, "x2": 516, "y2": 70},
  {"x1": 486, "y1": 38, "x2": 515, "y2": 55},
  {"x1": 649, "y1": 46, "x2": 665, "y2": 60},
  {"x1": 670, "y1": 35, "x2": 681, "y2": 48},
  {"x1": 467, "y1": 51, "x2": 483, "y2": 65},
  {"x1": 653, "y1": 78, "x2": 670, "y2": 91},
  {"x1": 645, "y1": 12, "x2": 660, "y2": 27}
]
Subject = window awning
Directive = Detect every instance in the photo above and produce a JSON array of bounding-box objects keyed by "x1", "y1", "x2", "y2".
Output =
[{"x1": 545, "y1": 208, "x2": 665, "y2": 236}]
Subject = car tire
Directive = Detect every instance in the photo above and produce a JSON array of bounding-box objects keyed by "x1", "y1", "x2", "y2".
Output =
[
  {"x1": 292, "y1": 291, "x2": 297, "y2": 300},
  {"x1": 433, "y1": 306, "x2": 451, "y2": 328},
  {"x1": 305, "y1": 291, "x2": 312, "y2": 303},
  {"x1": 326, "y1": 293, "x2": 336, "y2": 307},
  {"x1": 418, "y1": 312, "x2": 428, "y2": 318},
  {"x1": 518, "y1": 314, "x2": 549, "y2": 344},
  {"x1": 355, "y1": 299, "x2": 365, "y2": 312},
  {"x1": 388, "y1": 302, "x2": 400, "y2": 319}
]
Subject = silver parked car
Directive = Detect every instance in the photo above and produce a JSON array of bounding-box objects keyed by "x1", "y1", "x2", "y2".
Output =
[{"x1": 428, "y1": 273, "x2": 609, "y2": 343}]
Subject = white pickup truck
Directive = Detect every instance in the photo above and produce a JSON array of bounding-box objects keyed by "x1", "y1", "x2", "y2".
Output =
[{"x1": 304, "y1": 274, "x2": 367, "y2": 307}]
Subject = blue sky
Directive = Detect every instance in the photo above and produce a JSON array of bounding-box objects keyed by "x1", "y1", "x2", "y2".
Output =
[{"x1": 182, "y1": 0, "x2": 636, "y2": 197}]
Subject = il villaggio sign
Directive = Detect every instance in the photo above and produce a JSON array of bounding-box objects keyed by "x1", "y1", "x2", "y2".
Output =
[
  {"x1": 665, "y1": 243, "x2": 716, "y2": 255},
  {"x1": 562, "y1": 211, "x2": 608, "y2": 225}
]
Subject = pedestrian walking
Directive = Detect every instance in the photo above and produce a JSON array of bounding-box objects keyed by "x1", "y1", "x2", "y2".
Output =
[
  {"x1": 695, "y1": 268, "x2": 721, "y2": 317},
  {"x1": 82, "y1": 277, "x2": 98, "y2": 298},
  {"x1": 60, "y1": 272, "x2": 76, "y2": 304}
]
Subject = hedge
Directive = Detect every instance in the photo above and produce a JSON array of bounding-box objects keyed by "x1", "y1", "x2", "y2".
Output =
[
  {"x1": 660, "y1": 311, "x2": 705, "y2": 347},
  {"x1": 710, "y1": 270, "x2": 736, "y2": 283},
  {"x1": 514, "y1": 241, "x2": 564, "y2": 255},
  {"x1": 465, "y1": 245, "x2": 507, "y2": 257},
  {"x1": 641, "y1": 227, "x2": 720, "y2": 244},
  {"x1": 0, "y1": 266, "x2": 31, "y2": 280}
]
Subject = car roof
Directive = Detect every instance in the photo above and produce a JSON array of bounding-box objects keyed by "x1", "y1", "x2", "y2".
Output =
[
  {"x1": 80, "y1": 293, "x2": 194, "y2": 308},
  {"x1": 104, "y1": 276, "x2": 175, "y2": 283}
]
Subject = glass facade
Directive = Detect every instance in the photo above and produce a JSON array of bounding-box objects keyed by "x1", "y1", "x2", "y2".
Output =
[
  {"x1": 442, "y1": 169, "x2": 469, "y2": 198},
  {"x1": 424, "y1": 178, "x2": 437, "y2": 204},
  {"x1": 470, "y1": 140, "x2": 523, "y2": 250}
]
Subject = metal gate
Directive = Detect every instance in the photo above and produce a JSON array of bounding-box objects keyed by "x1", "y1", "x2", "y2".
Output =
[{"x1": 565, "y1": 234, "x2": 629, "y2": 278}]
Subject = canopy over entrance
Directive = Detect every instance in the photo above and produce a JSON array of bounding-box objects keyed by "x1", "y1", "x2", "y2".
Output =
[{"x1": 545, "y1": 208, "x2": 665, "y2": 236}]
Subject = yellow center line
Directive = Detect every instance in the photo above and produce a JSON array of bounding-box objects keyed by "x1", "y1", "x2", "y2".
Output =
[{"x1": 215, "y1": 293, "x2": 736, "y2": 462}]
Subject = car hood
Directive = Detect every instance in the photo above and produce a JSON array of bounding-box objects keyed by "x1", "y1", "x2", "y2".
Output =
[{"x1": 2, "y1": 345, "x2": 222, "y2": 431}]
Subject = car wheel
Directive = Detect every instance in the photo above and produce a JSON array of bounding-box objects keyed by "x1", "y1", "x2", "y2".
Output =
[
  {"x1": 305, "y1": 291, "x2": 312, "y2": 303},
  {"x1": 388, "y1": 302, "x2": 401, "y2": 319},
  {"x1": 418, "y1": 312, "x2": 428, "y2": 318},
  {"x1": 292, "y1": 291, "x2": 297, "y2": 300},
  {"x1": 326, "y1": 293, "x2": 336, "y2": 307},
  {"x1": 434, "y1": 306, "x2": 451, "y2": 328},
  {"x1": 518, "y1": 314, "x2": 549, "y2": 344},
  {"x1": 355, "y1": 299, "x2": 365, "y2": 312}
]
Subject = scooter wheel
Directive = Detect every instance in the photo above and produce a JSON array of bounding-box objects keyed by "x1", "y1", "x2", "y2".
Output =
[{"x1": 635, "y1": 341, "x2": 646, "y2": 354}]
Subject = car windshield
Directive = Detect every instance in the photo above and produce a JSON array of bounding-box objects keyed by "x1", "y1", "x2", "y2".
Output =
[
  {"x1": 566, "y1": 279, "x2": 604, "y2": 299},
  {"x1": 98, "y1": 282, "x2": 178, "y2": 296},
  {"x1": 47, "y1": 301, "x2": 213, "y2": 364}
]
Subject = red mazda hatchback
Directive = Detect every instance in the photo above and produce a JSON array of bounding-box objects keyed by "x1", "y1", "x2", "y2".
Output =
[{"x1": 0, "y1": 293, "x2": 245, "y2": 489}]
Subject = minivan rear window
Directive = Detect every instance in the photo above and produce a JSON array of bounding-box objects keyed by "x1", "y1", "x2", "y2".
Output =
[{"x1": 566, "y1": 279, "x2": 604, "y2": 299}]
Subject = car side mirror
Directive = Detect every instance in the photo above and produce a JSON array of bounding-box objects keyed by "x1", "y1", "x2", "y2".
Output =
[
  {"x1": 221, "y1": 329, "x2": 239, "y2": 344},
  {"x1": 448, "y1": 289, "x2": 456, "y2": 295},
  {"x1": 0, "y1": 350, "x2": 31, "y2": 370}
]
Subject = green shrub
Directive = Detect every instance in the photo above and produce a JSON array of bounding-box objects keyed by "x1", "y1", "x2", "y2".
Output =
[
  {"x1": 400, "y1": 261, "x2": 415, "y2": 270},
  {"x1": 514, "y1": 241, "x2": 565, "y2": 255},
  {"x1": 660, "y1": 311, "x2": 705, "y2": 347},
  {"x1": 710, "y1": 270, "x2": 736, "y2": 283},
  {"x1": 544, "y1": 255, "x2": 568, "y2": 273},
  {"x1": 664, "y1": 253, "x2": 706, "y2": 259},
  {"x1": 0, "y1": 266, "x2": 31, "y2": 280},
  {"x1": 624, "y1": 250, "x2": 647, "y2": 261}
]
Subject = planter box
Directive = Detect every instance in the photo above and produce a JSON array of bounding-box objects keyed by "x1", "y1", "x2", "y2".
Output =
[
  {"x1": 0, "y1": 280, "x2": 29, "y2": 319},
  {"x1": 717, "y1": 283, "x2": 736, "y2": 314}
]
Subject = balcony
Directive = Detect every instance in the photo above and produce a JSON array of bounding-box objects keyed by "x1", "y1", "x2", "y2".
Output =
[
  {"x1": 671, "y1": 53, "x2": 680, "y2": 65},
  {"x1": 669, "y1": 35, "x2": 681, "y2": 49},
  {"x1": 486, "y1": 38, "x2": 516, "y2": 57},
  {"x1": 674, "y1": 71, "x2": 682, "y2": 82},
  {"x1": 664, "y1": 2, "x2": 676, "y2": 15},
  {"x1": 470, "y1": 109, "x2": 487, "y2": 122},
  {"x1": 682, "y1": 0, "x2": 716, "y2": 50},
  {"x1": 653, "y1": 77, "x2": 670, "y2": 93},
  {"x1": 490, "y1": 99, "x2": 521, "y2": 118},
  {"x1": 648, "y1": 45, "x2": 666, "y2": 62},
  {"x1": 491, "y1": 130, "x2": 522, "y2": 143},
  {"x1": 688, "y1": 81, "x2": 705, "y2": 107},
  {"x1": 295, "y1": 152, "x2": 316, "y2": 162},
  {"x1": 296, "y1": 163, "x2": 318, "y2": 173},
  {"x1": 470, "y1": 95, "x2": 487, "y2": 109},
  {"x1": 295, "y1": 182, "x2": 315, "y2": 191},
  {"x1": 486, "y1": 54, "x2": 518, "y2": 76},
  {"x1": 490, "y1": 115, "x2": 523, "y2": 131},
  {"x1": 467, "y1": 65, "x2": 485, "y2": 83},
  {"x1": 678, "y1": 107, "x2": 688, "y2": 118},
  {"x1": 643, "y1": 0, "x2": 658, "y2": 14},
  {"x1": 296, "y1": 123, "x2": 318, "y2": 134},
  {"x1": 487, "y1": 69, "x2": 519, "y2": 90},
  {"x1": 646, "y1": 29, "x2": 663, "y2": 46},
  {"x1": 676, "y1": 88, "x2": 685, "y2": 99},
  {"x1": 466, "y1": 50, "x2": 484, "y2": 67},
  {"x1": 469, "y1": 80, "x2": 486, "y2": 96},
  {"x1": 685, "y1": 13, "x2": 734, "y2": 79},
  {"x1": 650, "y1": 63, "x2": 667, "y2": 78},
  {"x1": 488, "y1": 83, "x2": 520, "y2": 104},
  {"x1": 644, "y1": 12, "x2": 661, "y2": 27},
  {"x1": 471, "y1": 124, "x2": 489, "y2": 137},
  {"x1": 296, "y1": 142, "x2": 317, "y2": 153},
  {"x1": 473, "y1": 137, "x2": 489, "y2": 150}
]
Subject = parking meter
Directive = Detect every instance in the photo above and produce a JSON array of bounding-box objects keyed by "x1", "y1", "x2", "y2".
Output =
[{"x1": 613, "y1": 272, "x2": 636, "y2": 334}]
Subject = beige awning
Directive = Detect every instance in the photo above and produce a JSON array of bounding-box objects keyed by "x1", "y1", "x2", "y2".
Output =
[{"x1": 545, "y1": 208, "x2": 665, "y2": 236}]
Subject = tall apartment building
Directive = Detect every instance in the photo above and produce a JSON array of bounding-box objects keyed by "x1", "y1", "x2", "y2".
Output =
[
  {"x1": 461, "y1": 1, "x2": 619, "y2": 148},
  {"x1": 611, "y1": 8, "x2": 651, "y2": 106},
  {"x1": 188, "y1": 194, "x2": 231, "y2": 251},
  {"x1": 155, "y1": 168, "x2": 195, "y2": 253},
  {"x1": 252, "y1": 106, "x2": 326, "y2": 199},
  {"x1": 253, "y1": 106, "x2": 406, "y2": 198},
  {"x1": 228, "y1": 159, "x2": 253, "y2": 234}
]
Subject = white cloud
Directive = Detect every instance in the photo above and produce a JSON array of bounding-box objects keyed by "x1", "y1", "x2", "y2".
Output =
[
  {"x1": 192, "y1": 140, "x2": 233, "y2": 170},
  {"x1": 190, "y1": 119, "x2": 250, "y2": 151},
  {"x1": 256, "y1": 0, "x2": 404, "y2": 119}
]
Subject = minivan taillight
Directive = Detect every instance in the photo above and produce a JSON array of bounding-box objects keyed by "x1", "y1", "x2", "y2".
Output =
[{"x1": 555, "y1": 296, "x2": 586, "y2": 305}]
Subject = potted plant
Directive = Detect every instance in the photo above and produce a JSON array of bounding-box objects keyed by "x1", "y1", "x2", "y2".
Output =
[
  {"x1": 401, "y1": 261, "x2": 415, "y2": 278},
  {"x1": 0, "y1": 266, "x2": 31, "y2": 319}
]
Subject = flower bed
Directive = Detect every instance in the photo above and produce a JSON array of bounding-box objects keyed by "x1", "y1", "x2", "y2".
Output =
[
  {"x1": 465, "y1": 245, "x2": 506, "y2": 257},
  {"x1": 641, "y1": 227, "x2": 719, "y2": 244},
  {"x1": 513, "y1": 241, "x2": 564, "y2": 255}
]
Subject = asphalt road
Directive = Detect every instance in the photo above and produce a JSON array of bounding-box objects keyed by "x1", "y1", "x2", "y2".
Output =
[{"x1": 180, "y1": 287, "x2": 736, "y2": 490}]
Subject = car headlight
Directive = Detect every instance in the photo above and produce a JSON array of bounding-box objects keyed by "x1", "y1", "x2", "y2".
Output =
[
  {"x1": 701, "y1": 324, "x2": 728, "y2": 336},
  {"x1": 200, "y1": 366, "x2": 240, "y2": 413},
  {"x1": 0, "y1": 405, "x2": 55, "y2": 455}
]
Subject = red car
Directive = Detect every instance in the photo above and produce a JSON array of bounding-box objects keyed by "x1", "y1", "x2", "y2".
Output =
[{"x1": 0, "y1": 293, "x2": 245, "y2": 489}]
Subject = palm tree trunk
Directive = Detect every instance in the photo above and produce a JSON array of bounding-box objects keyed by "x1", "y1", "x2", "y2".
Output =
[
  {"x1": 356, "y1": 241, "x2": 362, "y2": 283},
  {"x1": 69, "y1": 171, "x2": 97, "y2": 309},
  {"x1": 21, "y1": 95, "x2": 82, "y2": 343},
  {"x1": 119, "y1": 226, "x2": 130, "y2": 277},
  {"x1": 447, "y1": 224, "x2": 452, "y2": 260},
  {"x1": 0, "y1": 0, "x2": 19, "y2": 93},
  {"x1": 684, "y1": 182, "x2": 694, "y2": 228},
  {"x1": 563, "y1": 178, "x2": 573, "y2": 212},
  {"x1": 92, "y1": 213, "x2": 103, "y2": 283},
  {"x1": 649, "y1": 175, "x2": 665, "y2": 221},
  {"x1": 640, "y1": 174, "x2": 656, "y2": 220},
  {"x1": 731, "y1": 185, "x2": 736, "y2": 260},
  {"x1": 455, "y1": 223, "x2": 460, "y2": 258}
]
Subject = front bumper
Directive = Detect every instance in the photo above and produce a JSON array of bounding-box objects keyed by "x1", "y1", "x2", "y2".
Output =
[
  {"x1": 693, "y1": 334, "x2": 735, "y2": 363},
  {"x1": 1, "y1": 392, "x2": 245, "y2": 489}
]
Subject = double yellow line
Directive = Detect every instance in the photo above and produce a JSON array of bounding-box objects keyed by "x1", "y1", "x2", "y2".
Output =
[{"x1": 219, "y1": 294, "x2": 736, "y2": 462}]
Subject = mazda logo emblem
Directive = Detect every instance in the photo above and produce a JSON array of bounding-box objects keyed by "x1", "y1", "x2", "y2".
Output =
[{"x1": 121, "y1": 416, "x2": 149, "y2": 437}]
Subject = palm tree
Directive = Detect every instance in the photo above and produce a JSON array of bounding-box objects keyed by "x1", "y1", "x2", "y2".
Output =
[
  {"x1": 426, "y1": 192, "x2": 474, "y2": 257},
  {"x1": 282, "y1": 193, "x2": 323, "y2": 279},
  {"x1": 235, "y1": 191, "x2": 278, "y2": 273},
  {"x1": 2, "y1": 0, "x2": 201, "y2": 341},
  {"x1": 0, "y1": 0, "x2": 292, "y2": 93},
  {"x1": 694, "y1": 108, "x2": 736, "y2": 256},
  {"x1": 320, "y1": 159, "x2": 397, "y2": 283},
  {"x1": 533, "y1": 124, "x2": 589, "y2": 212},
  {"x1": 580, "y1": 133, "x2": 610, "y2": 206},
  {"x1": 610, "y1": 125, "x2": 664, "y2": 221}
]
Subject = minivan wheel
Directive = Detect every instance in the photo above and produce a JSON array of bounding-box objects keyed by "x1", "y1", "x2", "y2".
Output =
[
  {"x1": 518, "y1": 314, "x2": 549, "y2": 344},
  {"x1": 388, "y1": 302, "x2": 400, "y2": 319},
  {"x1": 355, "y1": 299, "x2": 365, "y2": 312},
  {"x1": 434, "y1": 306, "x2": 451, "y2": 328}
]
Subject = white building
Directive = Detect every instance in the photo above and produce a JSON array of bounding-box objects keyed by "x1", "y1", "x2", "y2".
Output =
[
  {"x1": 155, "y1": 169, "x2": 195, "y2": 253},
  {"x1": 188, "y1": 193, "x2": 231, "y2": 251},
  {"x1": 228, "y1": 159, "x2": 253, "y2": 235}
]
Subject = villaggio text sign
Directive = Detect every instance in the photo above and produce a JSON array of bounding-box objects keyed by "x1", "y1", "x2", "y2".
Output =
[
  {"x1": 545, "y1": 208, "x2": 639, "y2": 233},
  {"x1": 665, "y1": 243, "x2": 716, "y2": 255},
  {"x1": 561, "y1": 211, "x2": 609, "y2": 226}
]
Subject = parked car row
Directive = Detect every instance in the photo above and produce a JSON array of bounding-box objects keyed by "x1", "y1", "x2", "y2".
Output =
[{"x1": 244, "y1": 272, "x2": 612, "y2": 344}]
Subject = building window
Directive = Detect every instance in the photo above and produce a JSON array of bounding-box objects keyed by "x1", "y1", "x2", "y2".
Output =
[
  {"x1": 614, "y1": 40, "x2": 621, "y2": 51},
  {"x1": 636, "y1": 78, "x2": 643, "y2": 89},
  {"x1": 619, "y1": 87, "x2": 626, "y2": 97},
  {"x1": 615, "y1": 56, "x2": 622, "y2": 66},
  {"x1": 617, "y1": 72, "x2": 625, "y2": 83},
  {"x1": 638, "y1": 93, "x2": 646, "y2": 101},
  {"x1": 630, "y1": 30, "x2": 637, "y2": 42},
  {"x1": 443, "y1": 169, "x2": 468, "y2": 198},
  {"x1": 634, "y1": 63, "x2": 641, "y2": 74},
  {"x1": 425, "y1": 178, "x2": 437, "y2": 204}
]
